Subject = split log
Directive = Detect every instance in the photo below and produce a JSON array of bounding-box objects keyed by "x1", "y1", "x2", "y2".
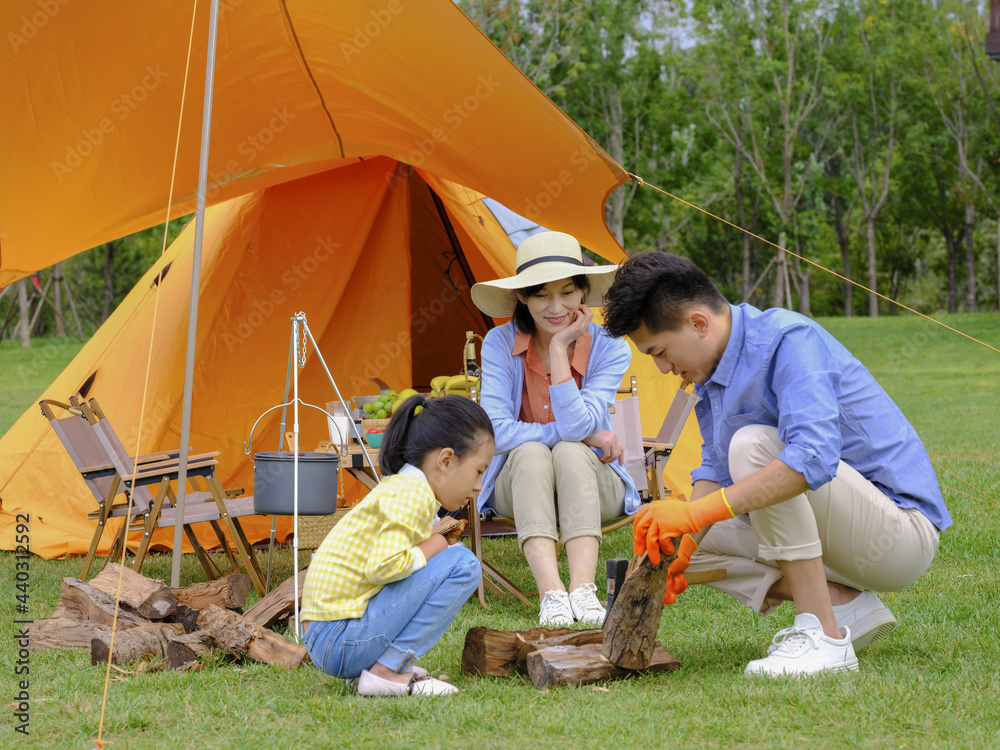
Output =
[
  {"x1": 197, "y1": 604, "x2": 307, "y2": 669},
  {"x1": 461, "y1": 626, "x2": 577, "y2": 676},
  {"x1": 602, "y1": 545, "x2": 678, "y2": 670},
  {"x1": 88, "y1": 563, "x2": 178, "y2": 619},
  {"x1": 243, "y1": 569, "x2": 308, "y2": 628},
  {"x1": 28, "y1": 617, "x2": 113, "y2": 651},
  {"x1": 526, "y1": 643, "x2": 679, "y2": 689},
  {"x1": 164, "y1": 631, "x2": 216, "y2": 669},
  {"x1": 55, "y1": 578, "x2": 148, "y2": 630},
  {"x1": 90, "y1": 623, "x2": 185, "y2": 666},
  {"x1": 514, "y1": 629, "x2": 604, "y2": 673},
  {"x1": 172, "y1": 573, "x2": 251, "y2": 611},
  {"x1": 164, "y1": 604, "x2": 202, "y2": 633}
]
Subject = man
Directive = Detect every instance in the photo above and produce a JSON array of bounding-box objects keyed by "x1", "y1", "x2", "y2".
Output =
[{"x1": 602, "y1": 251, "x2": 950, "y2": 676}]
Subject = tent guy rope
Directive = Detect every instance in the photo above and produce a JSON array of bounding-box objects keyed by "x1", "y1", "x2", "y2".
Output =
[
  {"x1": 629, "y1": 173, "x2": 1000, "y2": 357},
  {"x1": 94, "y1": 1, "x2": 202, "y2": 747}
]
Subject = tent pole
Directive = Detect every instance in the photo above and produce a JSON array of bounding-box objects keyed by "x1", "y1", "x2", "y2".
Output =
[{"x1": 172, "y1": 0, "x2": 221, "y2": 589}]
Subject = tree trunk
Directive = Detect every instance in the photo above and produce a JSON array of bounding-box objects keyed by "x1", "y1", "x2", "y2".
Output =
[
  {"x1": 834, "y1": 197, "x2": 853, "y2": 316},
  {"x1": 604, "y1": 84, "x2": 625, "y2": 245},
  {"x1": 53, "y1": 263, "x2": 66, "y2": 337},
  {"x1": 102, "y1": 240, "x2": 118, "y2": 323},
  {"x1": 866, "y1": 216, "x2": 878, "y2": 317},
  {"x1": 945, "y1": 232, "x2": 958, "y2": 314},
  {"x1": 16, "y1": 278, "x2": 30, "y2": 347},
  {"x1": 735, "y1": 151, "x2": 751, "y2": 301},
  {"x1": 965, "y1": 202, "x2": 977, "y2": 312},
  {"x1": 772, "y1": 233, "x2": 788, "y2": 309}
]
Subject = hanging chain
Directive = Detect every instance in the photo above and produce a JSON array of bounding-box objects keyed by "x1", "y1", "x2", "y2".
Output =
[{"x1": 295, "y1": 312, "x2": 308, "y2": 368}]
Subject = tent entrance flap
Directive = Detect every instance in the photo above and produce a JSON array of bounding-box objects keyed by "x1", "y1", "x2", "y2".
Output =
[{"x1": 408, "y1": 173, "x2": 492, "y2": 389}]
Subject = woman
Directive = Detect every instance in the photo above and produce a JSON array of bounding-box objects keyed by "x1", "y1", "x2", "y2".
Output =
[{"x1": 471, "y1": 231, "x2": 640, "y2": 626}]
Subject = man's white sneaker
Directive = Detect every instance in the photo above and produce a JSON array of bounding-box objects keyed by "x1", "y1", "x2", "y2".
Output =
[
  {"x1": 347, "y1": 665, "x2": 426, "y2": 689},
  {"x1": 539, "y1": 589, "x2": 574, "y2": 627},
  {"x1": 745, "y1": 612, "x2": 859, "y2": 677},
  {"x1": 832, "y1": 591, "x2": 896, "y2": 650},
  {"x1": 568, "y1": 583, "x2": 607, "y2": 626}
]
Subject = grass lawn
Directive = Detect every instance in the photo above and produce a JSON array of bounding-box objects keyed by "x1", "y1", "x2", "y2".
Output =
[
  {"x1": 0, "y1": 337, "x2": 85, "y2": 437},
  {"x1": 2, "y1": 315, "x2": 999, "y2": 749}
]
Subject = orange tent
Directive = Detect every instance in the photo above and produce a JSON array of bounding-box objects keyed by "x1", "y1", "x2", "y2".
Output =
[{"x1": 0, "y1": 0, "x2": 700, "y2": 559}]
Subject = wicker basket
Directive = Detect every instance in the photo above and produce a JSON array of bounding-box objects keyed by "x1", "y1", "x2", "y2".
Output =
[{"x1": 296, "y1": 508, "x2": 351, "y2": 549}]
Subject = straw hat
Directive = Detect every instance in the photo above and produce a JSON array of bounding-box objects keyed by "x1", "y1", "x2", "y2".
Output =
[{"x1": 470, "y1": 231, "x2": 619, "y2": 318}]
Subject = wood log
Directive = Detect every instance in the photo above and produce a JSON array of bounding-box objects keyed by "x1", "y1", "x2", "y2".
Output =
[
  {"x1": 461, "y1": 626, "x2": 578, "y2": 676},
  {"x1": 172, "y1": 573, "x2": 251, "y2": 611},
  {"x1": 526, "y1": 642, "x2": 679, "y2": 689},
  {"x1": 90, "y1": 623, "x2": 184, "y2": 665},
  {"x1": 56, "y1": 577, "x2": 148, "y2": 630},
  {"x1": 165, "y1": 604, "x2": 202, "y2": 633},
  {"x1": 197, "y1": 604, "x2": 307, "y2": 669},
  {"x1": 88, "y1": 563, "x2": 178, "y2": 619},
  {"x1": 164, "y1": 631, "x2": 216, "y2": 669},
  {"x1": 602, "y1": 545, "x2": 679, "y2": 670},
  {"x1": 243, "y1": 569, "x2": 308, "y2": 628},
  {"x1": 514, "y1": 629, "x2": 604, "y2": 673},
  {"x1": 28, "y1": 617, "x2": 113, "y2": 651}
]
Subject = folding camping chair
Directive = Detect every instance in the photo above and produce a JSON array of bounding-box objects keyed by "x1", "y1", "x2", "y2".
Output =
[
  {"x1": 469, "y1": 377, "x2": 685, "y2": 607},
  {"x1": 74, "y1": 398, "x2": 267, "y2": 594},
  {"x1": 39, "y1": 397, "x2": 233, "y2": 579}
]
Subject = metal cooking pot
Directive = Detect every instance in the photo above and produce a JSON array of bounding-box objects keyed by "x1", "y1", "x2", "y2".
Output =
[{"x1": 252, "y1": 451, "x2": 339, "y2": 516}]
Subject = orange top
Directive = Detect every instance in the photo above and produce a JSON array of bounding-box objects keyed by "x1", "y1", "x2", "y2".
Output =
[{"x1": 513, "y1": 330, "x2": 591, "y2": 424}]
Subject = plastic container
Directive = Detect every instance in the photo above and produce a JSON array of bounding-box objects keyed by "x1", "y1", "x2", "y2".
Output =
[{"x1": 252, "y1": 451, "x2": 339, "y2": 516}]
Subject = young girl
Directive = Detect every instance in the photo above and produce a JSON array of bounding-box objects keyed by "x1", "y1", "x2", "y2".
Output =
[
  {"x1": 300, "y1": 395, "x2": 493, "y2": 696},
  {"x1": 470, "y1": 231, "x2": 640, "y2": 628}
]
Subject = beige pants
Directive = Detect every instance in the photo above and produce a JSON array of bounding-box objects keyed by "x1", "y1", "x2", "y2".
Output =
[
  {"x1": 492, "y1": 441, "x2": 626, "y2": 548},
  {"x1": 689, "y1": 425, "x2": 940, "y2": 615}
]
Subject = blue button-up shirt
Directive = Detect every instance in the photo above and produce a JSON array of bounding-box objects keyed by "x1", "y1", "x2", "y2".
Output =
[{"x1": 691, "y1": 304, "x2": 951, "y2": 531}]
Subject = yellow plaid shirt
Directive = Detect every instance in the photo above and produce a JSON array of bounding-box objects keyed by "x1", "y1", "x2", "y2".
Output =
[{"x1": 300, "y1": 465, "x2": 438, "y2": 622}]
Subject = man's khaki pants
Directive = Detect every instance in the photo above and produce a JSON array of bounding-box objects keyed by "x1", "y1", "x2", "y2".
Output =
[{"x1": 688, "y1": 425, "x2": 940, "y2": 615}]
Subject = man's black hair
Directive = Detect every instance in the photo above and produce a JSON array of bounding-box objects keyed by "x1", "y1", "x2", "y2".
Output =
[{"x1": 602, "y1": 251, "x2": 727, "y2": 337}]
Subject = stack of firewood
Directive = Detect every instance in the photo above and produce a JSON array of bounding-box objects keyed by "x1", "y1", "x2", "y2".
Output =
[{"x1": 28, "y1": 564, "x2": 309, "y2": 671}]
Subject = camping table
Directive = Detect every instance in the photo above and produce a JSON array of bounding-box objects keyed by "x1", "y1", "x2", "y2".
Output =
[{"x1": 314, "y1": 440, "x2": 381, "y2": 490}]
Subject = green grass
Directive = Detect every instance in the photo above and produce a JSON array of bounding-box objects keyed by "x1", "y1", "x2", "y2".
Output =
[
  {"x1": 0, "y1": 337, "x2": 85, "y2": 437},
  {"x1": 2, "y1": 316, "x2": 999, "y2": 749}
]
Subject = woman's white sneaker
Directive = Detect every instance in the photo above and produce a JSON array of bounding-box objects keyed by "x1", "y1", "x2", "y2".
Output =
[
  {"x1": 745, "y1": 612, "x2": 859, "y2": 677},
  {"x1": 539, "y1": 589, "x2": 574, "y2": 627},
  {"x1": 568, "y1": 583, "x2": 607, "y2": 626},
  {"x1": 832, "y1": 591, "x2": 896, "y2": 650}
]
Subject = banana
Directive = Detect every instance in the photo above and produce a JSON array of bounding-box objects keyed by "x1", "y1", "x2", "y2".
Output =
[
  {"x1": 445, "y1": 387, "x2": 468, "y2": 397},
  {"x1": 445, "y1": 374, "x2": 479, "y2": 391},
  {"x1": 430, "y1": 375, "x2": 451, "y2": 392}
]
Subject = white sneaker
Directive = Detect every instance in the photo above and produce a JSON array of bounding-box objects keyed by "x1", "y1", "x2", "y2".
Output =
[
  {"x1": 539, "y1": 590, "x2": 574, "y2": 627},
  {"x1": 745, "y1": 612, "x2": 859, "y2": 677},
  {"x1": 568, "y1": 583, "x2": 607, "y2": 626},
  {"x1": 832, "y1": 591, "x2": 896, "y2": 650}
]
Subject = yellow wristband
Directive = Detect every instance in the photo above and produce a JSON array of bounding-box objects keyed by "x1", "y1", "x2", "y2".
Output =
[{"x1": 719, "y1": 487, "x2": 735, "y2": 517}]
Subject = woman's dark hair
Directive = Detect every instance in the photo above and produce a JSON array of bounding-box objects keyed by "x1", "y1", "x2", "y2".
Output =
[
  {"x1": 603, "y1": 251, "x2": 727, "y2": 337},
  {"x1": 378, "y1": 394, "x2": 494, "y2": 476},
  {"x1": 512, "y1": 275, "x2": 592, "y2": 334}
]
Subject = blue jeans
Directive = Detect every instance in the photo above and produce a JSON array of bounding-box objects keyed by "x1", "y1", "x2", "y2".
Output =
[{"x1": 303, "y1": 545, "x2": 481, "y2": 678}]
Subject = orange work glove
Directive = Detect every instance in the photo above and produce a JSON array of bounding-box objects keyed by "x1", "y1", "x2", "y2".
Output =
[
  {"x1": 632, "y1": 490, "x2": 734, "y2": 566},
  {"x1": 663, "y1": 534, "x2": 697, "y2": 605}
]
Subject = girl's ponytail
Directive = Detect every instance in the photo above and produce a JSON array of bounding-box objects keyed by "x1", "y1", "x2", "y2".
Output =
[{"x1": 378, "y1": 395, "x2": 493, "y2": 476}]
